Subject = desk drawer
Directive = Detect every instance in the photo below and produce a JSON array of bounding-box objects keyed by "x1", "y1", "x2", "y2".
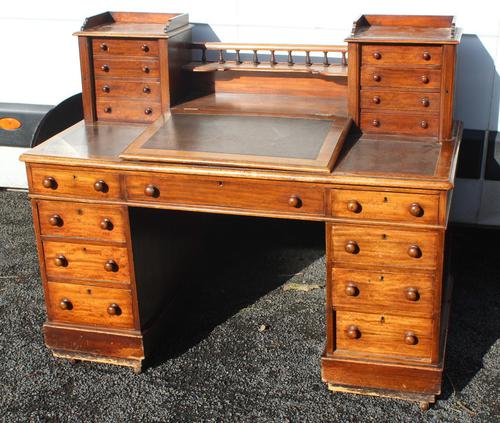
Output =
[
  {"x1": 360, "y1": 90, "x2": 440, "y2": 112},
  {"x1": 332, "y1": 268, "x2": 434, "y2": 317},
  {"x1": 92, "y1": 38, "x2": 159, "y2": 58},
  {"x1": 30, "y1": 166, "x2": 121, "y2": 200},
  {"x1": 47, "y1": 281, "x2": 134, "y2": 329},
  {"x1": 38, "y1": 201, "x2": 127, "y2": 242},
  {"x1": 331, "y1": 225, "x2": 439, "y2": 270},
  {"x1": 95, "y1": 79, "x2": 161, "y2": 101},
  {"x1": 361, "y1": 45, "x2": 442, "y2": 66},
  {"x1": 330, "y1": 188, "x2": 439, "y2": 225},
  {"x1": 96, "y1": 99, "x2": 161, "y2": 123},
  {"x1": 125, "y1": 174, "x2": 325, "y2": 217},
  {"x1": 44, "y1": 240, "x2": 130, "y2": 284},
  {"x1": 335, "y1": 310, "x2": 433, "y2": 361},
  {"x1": 360, "y1": 111, "x2": 439, "y2": 137},
  {"x1": 94, "y1": 57, "x2": 160, "y2": 79},
  {"x1": 361, "y1": 66, "x2": 441, "y2": 90}
]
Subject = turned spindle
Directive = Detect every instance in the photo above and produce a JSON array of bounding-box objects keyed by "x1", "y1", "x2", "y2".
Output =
[
  {"x1": 287, "y1": 51, "x2": 293, "y2": 66},
  {"x1": 270, "y1": 50, "x2": 277, "y2": 65},
  {"x1": 323, "y1": 51, "x2": 329, "y2": 66},
  {"x1": 218, "y1": 50, "x2": 225, "y2": 64},
  {"x1": 235, "y1": 49, "x2": 242, "y2": 64},
  {"x1": 253, "y1": 50, "x2": 260, "y2": 65},
  {"x1": 305, "y1": 51, "x2": 312, "y2": 66}
]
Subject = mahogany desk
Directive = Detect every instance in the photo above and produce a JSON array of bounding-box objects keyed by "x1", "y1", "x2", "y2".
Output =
[{"x1": 20, "y1": 12, "x2": 462, "y2": 410}]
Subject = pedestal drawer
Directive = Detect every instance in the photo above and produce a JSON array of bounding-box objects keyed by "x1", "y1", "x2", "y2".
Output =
[
  {"x1": 94, "y1": 57, "x2": 160, "y2": 79},
  {"x1": 95, "y1": 79, "x2": 161, "y2": 101},
  {"x1": 43, "y1": 240, "x2": 130, "y2": 284},
  {"x1": 361, "y1": 44, "x2": 442, "y2": 66},
  {"x1": 361, "y1": 66, "x2": 441, "y2": 90},
  {"x1": 335, "y1": 311, "x2": 433, "y2": 361},
  {"x1": 96, "y1": 99, "x2": 161, "y2": 123},
  {"x1": 360, "y1": 90, "x2": 440, "y2": 112},
  {"x1": 47, "y1": 281, "x2": 134, "y2": 329},
  {"x1": 92, "y1": 38, "x2": 159, "y2": 57},
  {"x1": 360, "y1": 112, "x2": 439, "y2": 137}
]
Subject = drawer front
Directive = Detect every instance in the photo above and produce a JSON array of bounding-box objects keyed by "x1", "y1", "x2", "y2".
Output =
[
  {"x1": 125, "y1": 174, "x2": 325, "y2": 217},
  {"x1": 361, "y1": 66, "x2": 441, "y2": 90},
  {"x1": 30, "y1": 166, "x2": 121, "y2": 199},
  {"x1": 332, "y1": 268, "x2": 434, "y2": 316},
  {"x1": 335, "y1": 311, "x2": 433, "y2": 360},
  {"x1": 360, "y1": 112, "x2": 439, "y2": 137},
  {"x1": 95, "y1": 78, "x2": 161, "y2": 101},
  {"x1": 332, "y1": 225, "x2": 439, "y2": 270},
  {"x1": 94, "y1": 58, "x2": 160, "y2": 79},
  {"x1": 96, "y1": 99, "x2": 161, "y2": 123},
  {"x1": 330, "y1": 189, "x2": 439, "y2": 225},
  {"x1": 47, "y1": 281, "x2": 134, "y2": 329},
  {"x1": 38, "y1": 201, "x2": 127, "y2": 242},
  {"x1": 362, "y1": 45, "x2": 442, "y2": 66},
  {"x1": 44, "y1": 240, "x2": 130, "y2": 283},
  {"x1": 360, "y1": 90, "x2": 440, "y2": 112},
  {"x1": 92, "y1": 38, "x2": 159, "y2": 57}
]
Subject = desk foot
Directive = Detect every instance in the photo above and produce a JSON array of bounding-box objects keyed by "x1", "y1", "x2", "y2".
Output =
[{"x1": 52, "y1": 350, "x2": 143, "y2": 373}]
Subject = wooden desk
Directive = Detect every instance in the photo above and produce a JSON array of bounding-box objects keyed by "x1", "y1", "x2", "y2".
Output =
[{"x1": 21, "y1": 12, "x2": 462, "y2": 410}]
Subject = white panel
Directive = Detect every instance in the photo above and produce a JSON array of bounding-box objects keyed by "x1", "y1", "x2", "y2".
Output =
[
  {"x1": 0, "y1": 147, "x2": 29, "y2": 189},
  {"x1": 477, "y1": 180, "x2": 500, "y2": 225},
  {"x1": 449, "y1": 178, "x2": 483, "y2": 224}
]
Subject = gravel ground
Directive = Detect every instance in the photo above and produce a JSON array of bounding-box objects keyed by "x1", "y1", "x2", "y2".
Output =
[{"x1": 0, "y1": 189, "x2": 498, "y2": 423}]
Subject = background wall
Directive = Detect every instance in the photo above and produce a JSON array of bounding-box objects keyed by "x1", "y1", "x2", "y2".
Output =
[{"x1": 1, "y1": 1, "x2": 499, "y2": 224}]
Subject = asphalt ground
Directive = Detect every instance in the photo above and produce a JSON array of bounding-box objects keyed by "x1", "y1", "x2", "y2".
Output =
[{"x1": 0, "y1": 189, "x2": 498, "y2": 422}]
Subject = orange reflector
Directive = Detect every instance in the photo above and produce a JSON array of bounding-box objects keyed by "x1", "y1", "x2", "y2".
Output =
[{"x1": 0, "y1": 117, "x2": 22, "y2": 130}]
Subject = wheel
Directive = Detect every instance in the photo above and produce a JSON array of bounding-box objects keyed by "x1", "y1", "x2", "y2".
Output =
[{"x1": 419, "y1": 401, "x2": 430, "y2": 411}]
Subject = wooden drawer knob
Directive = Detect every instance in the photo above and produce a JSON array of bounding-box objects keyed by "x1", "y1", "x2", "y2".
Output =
[
  {"x1": 49, "y1": 214, "x2": 63, "y2": 226},
  {"x1": 143, "y1": 86, "x2": 151, "y2": 94},
  {"x1": 421, "y1": 97, "x2": 430, "y2": 107},
  {"x1": 144, "y1": 107, "x2": 153, "y2": 115},
  {"x1": 59, "y1": 298, "x2": 73, "y2": 310},
  {"x1": 372, "y1": 119, "x2": 380, "y2": 127},
  {"x1": 101, "y1": 64, "x2": 109, "y2": 72},
  {"x1": 288, "y1": 195, "x2": 302, "y2": 208},
  {"x1": 372, "y1": 96, "x2": 381, "y2": 104},
  {"x1": 104, "y1": 259, "x2": 118, "y2": 272},
  {"x1": 405, "y1": 287, "x2": 420, "y2": 301},
  {"x1": 141, "y1": 44, "x2": 150, "y2": 52},
  {"x1": 100, "y1": 43, "x2": 108, "y2": 51},
  {"x1": 54, "y1": 255, "x2": 68, "y2": 267},
  {"x1": 144, "y1": 184, "x2": 158, "y2": 197},
  {"x1": 104, "y1": 106, "x2": 112, "y2": 114},
  {"x1": 421, "y1": 75, "x2": 429, "y2": 84},
  {"x1": 409, "y1": 202, "x2": 424, "y2": 217},
  {"x1": 420, "y1": 121, "x2": 429, "y2": 129},
  {"x1": 107, "y1": 303, "x2": 122, "y2": 316},
  {"x1": 100, "y1": 218, "x2": 113, "y2": 230},
  {"x1": 345, "y1": 283, "x2": 359, "y2": 297},
  {"x1": 407, "y1": 245, "x2": 422, "y2": 259},
  {"x1": 102, "y1": 85, "x2": 110, "y2": 93},
  {"x1": 422, "y1": 51, "x2": 431, "y2": 61},
  {"x1": 346, "y1": 325, "x2": 360, "y2": 339},
  {"x1": 404, "y1": 332, "x2": 418, "y2": 345},
  {"x1": 42, "y1": 176, "x2": 57, "y2": 189},
  {"x1": 94, "y1": 180, "x2": 108, "y2": 193},
  {"x1": 372, "y1": 52, "x2": 381, "y2": 60},
  {"x1": 142, "y1": 66, "x2": 150, "y2": 73},
  {"x1": 373, "y1": 74, "x2": 381, "y2": 82},
  {"x1": 344, "y1": 240, "x2": 359, "y2": 254},
  {"x1": 347, "y1": 199, "x2": 361, "y2": 213}
]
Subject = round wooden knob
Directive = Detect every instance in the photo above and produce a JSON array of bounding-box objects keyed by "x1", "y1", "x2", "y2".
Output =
[
  {"x1": 104, "y1": 259, "x2": 118, "y2": 272},
  {"x1": 54, "y1": 255, "x2": 67, "y2": 267},
  {"x1": 347, "y1": 199, "x2": 361, "y2": 213},
  {"x1": 372, "y1": 119, "x2": 380, "y2": 127},
  {"x1": 144, "y1": 184, "x2": 158, "y2": 197},
  {"x1": 49, "y1": 214, "x2": 63, "y2": 227},
  {"x1": 345, "y1": 283, "x2": 359, "y2": 297},
  {"x1": 420, "y1": 121, "x2": 428, "y2": 129},
  {"x1": 102, "y1": 85, "x2": 110, "y2": 93},
  {"x1": 346, "y1": 325, "x2": 360, "y2": 339},
  {"x1": 101, "y1": 64, "x2": 109, "y2": 72},
  {"x1": 407, "y1": 245, "x2": 422, "y2": 259},
  {"x1": 104, "y1": 106, "x2": 112, "y2": 113},
  {"x1": 421, "y1": 75, "x2": 429, "y2": 84},
  {"x1": 405, "y1": 287, "x2": 420, "y2": 301},
  {"x1": 345, "y1": 240, "x2": 359, "y2": 254},
  {"x1": 107, "y1": 303, "x2": 121, "y2": 316},
  {"x1": 422, "y1": 51, "x2": 431, "y2": 61},
  {"x1": 372, "y1": 52, "x2": 381, "y2": 60},
  {"x1": 373, "y1": 74, "x2": 381, "y2": 82},
  {"x1": 144, "y1": 107, "x2": 153, "y2": 115},
  {"x1": 59, "y1": 298, "x2": 72, "y2": 310},
  {"x1": 42, "y1": 176, "x2": 56, "y2": 189},
  {"x1": 94, "y1": 180, "x2": 108, "y2": 192},
  {"x1": 100, "y1": 43, "x2": 108, "y2": 51},
  {"x1": 421, "y1": 97, "x2": 430, "y2": 107},
  {"x1": 409, "y1": 202, "x2": 424, "y2": 217},
  {"x1": 288, "y1": 195, "x2": 302, "y2": 208},
  {"x1": 143, "y1": 86, "x2": 151, "y2": 94},
  {"x1": 141, "y1": 44, "x2": 150, "y2": 52},
  {"x1": 142, "y1": 66, "x2": 150, "y2": 73},
  {"x1": 372, "y1": 96, "x2": 381, "y2": 104},
  {"x1": 404, "y1": 332, "x2": 418, "y2": 345},
  {"x1": 100, "y1": 218, "x2": 113, "y2": 230}
]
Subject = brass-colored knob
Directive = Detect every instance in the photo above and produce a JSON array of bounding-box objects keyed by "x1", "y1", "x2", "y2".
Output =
[
  {"x1": 143, "y1": 86, "x2": 151, "y2": 94},
  {"x1": 405, "y1": 287, "x2": 420, "y2": 301},
  {"x1": 421, "y1": 97, "x2": 430, "y2": 107},
  {"x1": 141, "y1": 44, "x2": 150, "y2": 52},
  {"x1": 420, "y1": 120, "x2": 429, "y2": 129},
  {"x1": 347, "y1": 199, "x2": 361, "y2": 213},
  {"x1": 409, "y1": 202, "x2": 424, "y2": 217},
  {"x1": 107, "y1": 303, "x2": 121, "y2": 316},
  {"x1": 104, "y1": 259, "x2": 118, "y2": 272},
  {"x1": 345, "y1": 240, "x2": 359, "y2": 254},
  {"x1": 54, "y1": 255, "x2": 68, "y2": 267},
  {"x1": 100, "y1": 43, "x2": 108, "y2": 51},
  {"x1": 59, "y1": 298, "x2": 72, "y2": 310},
  {"x1": 144, "y1": 184, "x2": 158, "y2": 197},
  {"x1": 101, "y1": 64, "x2": 109, "y2": 72},
  {"x1": 49, "y1": 214, "x2": 62, "y2": 227},
  {"x1": 142, "y1": 66, "x2": 150, "y2": 73},
  {"x1": 407, "y1": 245, "x2": 422, "y2": 259},
  {"x1": 421, "y1": 75, "x2": 429, "y2": 84},
  {"x1": 102, "y1": 85, "x2": 110, "y2": 93},
  {"x1": 372, "y1": 96, "x2": 381, "y2": 104},
  {"x1": 42, "y1": 176, "x2": 56, "y2": 189},
  {"x1": 372, "y1": 52, "x2": 381, "y2": 60},
  {"x1": 404, "y1": 332, "x2": 418, "y2": 345},
  {"x1": 422, "y1": 52, "x2": 431, "y2": 61},
  {"x1": 372, "y1": 119, "x2": 380, "y2": 127},
  {"x1": 144, "y1": 107, "x2": 153, "y2": 115},
  {"x1": 346, "y1": 325, "x2": 360, "y2": 339},
  {"x1": 100, "y1": 218, "x2": 113, "y2": 231},
  {"x1": 288, "y1": 195, "x2": 302, "y2": 208},
  {"x1": 345, "y1": 283, "x2": 359, "y2": 297},
  {"x1": 94, "y1": 180, "x2": 108, "y2": 192},
  {"x1": 373, "y1": 74, "x2": 381, "y2": 82},
  {"x1": 104, "y1": 106, "x2": 112, "y2": 113}
]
